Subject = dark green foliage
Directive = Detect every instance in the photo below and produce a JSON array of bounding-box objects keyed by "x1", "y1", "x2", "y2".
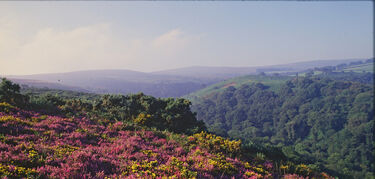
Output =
[
  {"x1": 27, "y1": 94, "x2": 65, "y2": 114},
  {"x1": 2, "y1": 79, "x2": 205, "y2": 135},
  {"x1": 91, "y1": 93, "x2": 206, "y2": 134},
  {"x1": 0, "y1": 78, "x2": 29, "y2": 107},
  {"x1": 22, "y1": 88, "x2": 205, "y2": 135},
  {"x1": 21, "y1": 87, "x2": 99, "y2": 100},
  {"x1": 22, "y1": 87, "x2": 100, "y2": 115},
  {"x1": 192, "y1": 76, "x2": 374, "y2": 178}
]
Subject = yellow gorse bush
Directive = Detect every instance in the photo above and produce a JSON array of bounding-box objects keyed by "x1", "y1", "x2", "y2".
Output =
[
  {"x1": 30, "y1": 115, "x2": 48, "y2": 123},
  {"x1": 124, "y1": 157, "x2": 197, "y2": 178},
  {"x1": 190, "y1": 131, "x2": 241, "y2": 156},
  {"x1": 28, "y1": 150, "x2": 38, "y2": 159},
  {"x1": 127, "y1": 160, "x2": 158, "y2": 178},
  {"x1": 141, "y1": 150, "x2": 158, "y2": 157},
  {"x1": 243, "y1": 162, "x2": 268, "y2": 175},
  {"x1": 295, "y1": 164, "x2": 312, "y2": 176},
  {"x1": 133, "y1": 113, "x2": 152, "y2": 125},
  {"x1": 0, "y1": 115, "x2": 32, "y2": 125},
  {"x1": 244, "y1": 170, "x2": 262, "y2": 178},
  {"x1": 0, "y1": 102, "x2": 15, "y2": 113},
  {"x1": 163, "y1": 157, "x2": 197, "y2": 178},
  {"x1": 0, "y1": 163, "x2": 38, "y2": 178},
  {"x1": 208, "y1": 153, "x2": 237, "y2": 175},
  {"x1": 54, "y1": 145, "x2": 79, "y2": 159}
]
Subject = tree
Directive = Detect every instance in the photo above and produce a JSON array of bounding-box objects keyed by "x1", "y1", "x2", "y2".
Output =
[{"x1": 0, "y1": 78, "x2": 28, "y2": 106}]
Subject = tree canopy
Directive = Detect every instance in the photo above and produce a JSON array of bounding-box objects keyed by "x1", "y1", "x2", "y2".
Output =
[{"x1": 192, "y1": 76, "x2": 374, "y2": 178}]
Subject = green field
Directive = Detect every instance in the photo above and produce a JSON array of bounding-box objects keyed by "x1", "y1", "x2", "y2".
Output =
[
  {"x1": 185, "y1": 75, "x2": 292, "y2": 101},
  {"x1": 339, "y1": 62, "x2": 373, "y2": 73}
]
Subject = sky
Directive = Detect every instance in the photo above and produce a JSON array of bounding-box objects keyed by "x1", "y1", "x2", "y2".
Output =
[{"x1": 0, "y1": 1, "x2": 373, "y2": 75}]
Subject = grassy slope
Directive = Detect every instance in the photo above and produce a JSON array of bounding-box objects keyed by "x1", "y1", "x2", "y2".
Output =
[
  {"x1": 340, "y1": 62, "x2": 373, "y2": 73},
  {"x1": 186, "y1": 60, "x2": 373, "y2": 102},
  {"x1": 185, "y1": 75, "x2": 292, "y2": 101}
]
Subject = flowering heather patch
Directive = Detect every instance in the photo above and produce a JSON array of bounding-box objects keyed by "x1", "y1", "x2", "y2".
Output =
[{"x1": 0, "y1": 103, "x2": 332, "y2": 178}]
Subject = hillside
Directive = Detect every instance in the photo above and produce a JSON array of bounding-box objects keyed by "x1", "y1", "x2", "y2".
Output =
[
  {"x1": 191, "y1": 76, "x2": 374, "y2": 178},
  {"x1": 298, "y1": 59, "x2": 374, "y2": 75},
  {"x1": 0, "y1": 78, "x2": 333, "y2": 178},
  {"x1": 6, "y1": 59, "x2": 366, "y2": 98},
  {"x1": 152, "y1": 66, "x2": 258, "y2": 79},
  {"x1": 8, "y1": 78, "x2": 88, "y2": 93},
  {"x1": 153, "y1": 59, "x2": 364, "y2": 78},
  {"x1": 186, "y1": 59, "x2": 373, "y2": 102},
  {"x1": 339, "y1": 62, "x2": 373, "y2": 73},
  {"x1": 8, "y1": 70, "x2": 217, "y2": 98},
  {"x1": 185, "y1": 75, "x2": 292, "y2": 102}
]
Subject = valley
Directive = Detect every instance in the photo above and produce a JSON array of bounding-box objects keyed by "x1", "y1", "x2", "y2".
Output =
[{"x1": 1, "y1": 58, "x2": 372, "y2": 178}]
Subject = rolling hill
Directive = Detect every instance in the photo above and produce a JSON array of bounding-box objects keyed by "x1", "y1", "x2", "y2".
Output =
[
  {"x1": 5, "y1": 58, "x2": 368, "y2": 98},
  {"x1": 8, "y1": 78, "x2": 89, "y2": 92},
  {"x1": 339, "y1": 62, "x2": 373, "y2": 73},
  {"x1": 185, "y1": 75, "x2": 292, "y2": 102},
  {"x1": 190, "y1": 75, "x2": 374, "y2": 178},
  {"x1": 185, "y1": 59, "x2": 373, "y2": 101},
  {"x1": 7, "y1": 70, "x2": 218, "y2": 98},
  {"x1": 153, "y1": 59, "x2": 365, "y2": 78}
]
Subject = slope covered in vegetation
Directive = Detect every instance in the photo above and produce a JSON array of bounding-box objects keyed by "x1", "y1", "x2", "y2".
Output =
[
  {"x1": 186, "y1": 59, "x2": 373, "y2": 103},
  {"x1": 191, "y1": 76, "x2": 374, "y2": 178},
  {"x1": 0, "y1": 78, "x2": 332, "y2": 178},
  {"x1": 185, "y1": 75, "x2": 292, "y2": 103}
]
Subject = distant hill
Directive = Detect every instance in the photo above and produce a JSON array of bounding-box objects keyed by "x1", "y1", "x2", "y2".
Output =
[
  {"x1": 6, "y1": 58, "x2": 368, "y2": 97},
  {"x1": 8, "y1": 78, "x2": 89, "y2": 92},
  {"x1": 153, "y1": 59, "x2": 365, "y2": 78},
  {"x1": 260, "y1": 59, "x2": 367, "y2": 72},
  {"x1": 152, "y1": 66, "x2": 258, "y2": 79},
  {"x1": 7, "y1": 70, "x2": 218, "y2": 98}
]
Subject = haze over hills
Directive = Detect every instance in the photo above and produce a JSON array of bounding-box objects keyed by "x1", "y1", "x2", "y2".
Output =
[
  {"x1": 8, "y1": 78, "x2": 89, "y2": 92},
  {"x1": 152, "y1": 66, "x2": 258, "y2": 79},
  {"x1": 7, "y1": 69, "x2": 217, "y2": 98},
  {"x1": 0, "y1": 2, "x2": 371, "y2": 178},
  {"x1": 5, "y1": 58, "x2": 368, "y2": 97},
  {"x1": 153, "y1": 58, "x2": 365, "y2": 78}
]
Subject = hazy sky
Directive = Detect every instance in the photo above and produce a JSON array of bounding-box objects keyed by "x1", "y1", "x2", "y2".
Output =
[{"x1": 0, "y1": 1, "x2": 373, "y2": 75}]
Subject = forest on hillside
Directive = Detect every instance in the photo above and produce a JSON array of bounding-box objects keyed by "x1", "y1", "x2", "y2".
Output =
[
  {"x1": 0, "y1": 78, "x2": 334, "y2": 178},
  {"x1": 191, "y1": 75, "x2": 374, "y2": 178}
]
